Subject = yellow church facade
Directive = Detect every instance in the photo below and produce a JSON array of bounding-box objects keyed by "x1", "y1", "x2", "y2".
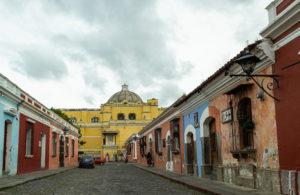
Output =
[{"x1": 62, "y1": 84, "x2": 164, "y2": 160}]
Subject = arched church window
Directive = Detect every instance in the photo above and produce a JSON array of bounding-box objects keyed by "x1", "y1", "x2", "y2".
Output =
[
  {"x1": 91, "y1": 117, "x2": 99, "y2": 123},
  {"x1": 117, "y1": 113, "x2": 125, "y2": 120},
  {"x1": 129, "y1": 113, "x2": 136, "y2": 120},
  {"x1": 69, "y1": 117, "x2": 77, "y2": 124}
]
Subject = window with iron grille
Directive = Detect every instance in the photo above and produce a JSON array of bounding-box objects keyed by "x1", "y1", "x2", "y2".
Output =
[
  {"x1": 65, "y1": 137, "x2": 69, "y2": 157},
  {"x1": 52, "y1": 132, "x2": 57, "y2": 157},
  {"x1": 71, "y1": 139, "x2": 75, "y2": 157},
  {"x1": 155, "y1": 128, "x2": 162, "y2": 155},
  {"x1": 170, "y1": 118, "x2": 180, "y2": 153},
  {"x1": 194, "y1": 112, "x2": 199, "y2": 128},
  {"x1": 237, "y1": 98, "x2": 254, "y2": 149},
  {"x1": 140, "y1": 136, "x2": 146, "y2": 156},
  {"x1": 25, "y1": 122, "x2": 34, "y2": 156}
]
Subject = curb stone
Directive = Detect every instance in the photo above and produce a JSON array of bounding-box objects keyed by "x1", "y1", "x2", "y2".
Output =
[
  {"x1": 0, "y1": 167, "x2": 76, "y2": 191},
  {"x1": 132, "y1": 164, "x2": 218, "y2": 195}
]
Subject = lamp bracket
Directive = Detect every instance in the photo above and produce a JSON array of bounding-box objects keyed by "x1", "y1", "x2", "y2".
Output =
[{"x1": 229, "y1": 73, "x2": 280, "y2": 101}]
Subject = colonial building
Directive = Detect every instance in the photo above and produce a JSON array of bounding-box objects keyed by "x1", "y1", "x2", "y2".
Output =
[
  {"x1": 132, "y1": 40, "x2": 281, "y2": 193},
  {"x1": 62, "y1": 84, "x2": 164, "y2": 160},
  {"x1": 127, "y1": 96, "x2": 185, "y2": 174},
  {"x1": 260, "y1": 0, "x2": 300, "y2": 194},
  {"x1": 0, "y1": 73, "x2": 79, "y2": 176}
]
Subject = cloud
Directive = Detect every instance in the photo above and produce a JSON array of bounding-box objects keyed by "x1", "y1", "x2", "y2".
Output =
[
  {"x1": 15, "y1": 49, "x2": 68, "y2": 80},
  {"x1": 143, "y1": 81, "x2": 184, "y2": 107},
  {"x1": 0, "y1": 0, "x2": 272, "y2": 108},
  {"x1": 43, "y1": 0, "x2": 185, "y2": 87},
  {"x1": 82, "y1": 65, "x2": 107, "y2": 93}
]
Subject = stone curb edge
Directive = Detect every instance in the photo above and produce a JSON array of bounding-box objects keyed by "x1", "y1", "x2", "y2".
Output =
[
  {"x1": 0, "y1": 167, "x2": 76, "y2": 191},
  {"x1": 132, "y1": 164, "x2": 219, "y2": 195}
]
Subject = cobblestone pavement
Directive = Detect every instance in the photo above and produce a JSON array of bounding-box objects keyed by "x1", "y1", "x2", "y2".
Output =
[{"x1": 1, "y1": 163, "x2": 205, "y2": 195}]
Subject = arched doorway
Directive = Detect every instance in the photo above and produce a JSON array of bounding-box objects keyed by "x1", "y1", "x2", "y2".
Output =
[
  {"x1": 2, "y1": 120, "x2": 12, "y2": 173},
  {"x1": 186, "y1": 132, "x2": 195, "y2": 174},
  {"x1": 203, "y1": 117, "x2": 218, "y2": 178}
]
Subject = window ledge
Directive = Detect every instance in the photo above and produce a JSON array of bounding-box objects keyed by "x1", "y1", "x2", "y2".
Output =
[{"x1": 25, "y1": 155, "x2": 34, "y2": 159}]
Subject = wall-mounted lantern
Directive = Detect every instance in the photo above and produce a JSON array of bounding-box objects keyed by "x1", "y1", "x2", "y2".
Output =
[
  {"x1": 225, "y1": 51, "x2": 280, "y2": 101},
  {"x1": 63, "y1": 127, "x2": 69, "y2": 135}
]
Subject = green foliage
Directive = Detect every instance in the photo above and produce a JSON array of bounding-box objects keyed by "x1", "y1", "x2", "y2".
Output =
[
  {"x1": 50, "y1": 107, "x2": 70, "y2": 121},
  {"x1": 50, "y1": 107, "x2": 82, "y2": 137}
]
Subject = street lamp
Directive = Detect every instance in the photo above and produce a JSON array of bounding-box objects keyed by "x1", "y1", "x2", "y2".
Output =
[
  {"x1": 132, "y1": 134, "x2": 138, "y2": 141},
  {"x1": 235, "y1": 52, "x2": 260, "y2": 76},
  {"x1": 226, "y1": 51, "x2": 280, "y2": 101},
  {"x1": 63, "y1": 127, "x2": 69, "y2": 135}
]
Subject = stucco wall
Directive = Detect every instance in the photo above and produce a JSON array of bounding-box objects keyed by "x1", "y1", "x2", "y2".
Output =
[
  {"x1": 0, "y1": 96, "x2": 20, "y2": 176},
  {"x1": 273, "y1": 37, "x2": 300, "y2": 170},
  {"x1": 209, "y1": 66, "x2": 279, "y2": 170},
  {"x1": 18, "y1": 113, "x2": 50, "y2": 174},
  {"x1": 183, "y1": 102, "x2": 209, "y2": 177}
]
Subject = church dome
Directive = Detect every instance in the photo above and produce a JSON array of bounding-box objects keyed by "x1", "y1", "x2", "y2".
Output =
[{"x1": 107, "y1": 84, "x2": 143, "y2": 104}]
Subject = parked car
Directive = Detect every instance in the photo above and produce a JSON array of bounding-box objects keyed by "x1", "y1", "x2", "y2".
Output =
[
  {"x1": 79, "y1": 155, "x2": 95, "y2": 168},
  {"x1": 94, "y1": 157, "x2": 105, "y2": 165}
]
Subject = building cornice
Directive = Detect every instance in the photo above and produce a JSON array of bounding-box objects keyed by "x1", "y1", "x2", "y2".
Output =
[
  {"x1": 139, "y1": 110, "x2": 180, "y2": 137},
  {"x1": 260, "y1": 0, "x2": 300, "y2": 39},
  {"x1": 178, "y1": 45, "x2": 273, "y2": 115},
  {"x1": 0, "y1": 73, "x2": 78, "y2": 136}
]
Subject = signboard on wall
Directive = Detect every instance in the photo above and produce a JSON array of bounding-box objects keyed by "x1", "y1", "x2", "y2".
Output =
[{"x1": 222, "y1": 107, "x2": 233, "y2": 124}]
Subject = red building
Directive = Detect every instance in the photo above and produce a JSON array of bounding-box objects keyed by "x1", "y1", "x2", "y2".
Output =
[
  {"x1": 15, "y1": 89, "x2": 79, "y2": 175},
  {"x1": 261, "y1": 0, "x2": 300, "y2": 194},
  {"x1": 18, "y1": 114, "x2": 50, "y2": 174}
]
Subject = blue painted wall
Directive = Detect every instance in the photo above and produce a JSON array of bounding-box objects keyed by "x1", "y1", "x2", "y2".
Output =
[
  {"x1": 183, "y1": 102, "x2": 208, "y2": 177},
  {"x1": 0, "y1": 96, "x2": 20, "y2": 176}
]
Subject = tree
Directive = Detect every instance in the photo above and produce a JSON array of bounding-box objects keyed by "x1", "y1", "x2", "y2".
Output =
[
  {"x1": 50, "y1": 107, "x2": 70, "y2": 121},
  {"x1": 50, "y1": 107, "x2": 82, "y2": 138}
]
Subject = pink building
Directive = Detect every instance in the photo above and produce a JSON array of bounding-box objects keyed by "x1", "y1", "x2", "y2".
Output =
[{"x1": 127, "y1": 100, "x2": 185, "y2": 175}]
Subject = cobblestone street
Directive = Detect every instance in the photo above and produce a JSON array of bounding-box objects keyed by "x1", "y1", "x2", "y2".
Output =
[{"x1": 1, "y1": 163, "x2": 205, "y2": 195}]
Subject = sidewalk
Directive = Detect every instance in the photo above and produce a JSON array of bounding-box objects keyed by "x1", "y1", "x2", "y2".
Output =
[
  {"x1": 133, "y1": 164, "x2": 279, "y2": 195},
  {"x1": 0, "y1": 167, "x2": 75, "y2": 191}
]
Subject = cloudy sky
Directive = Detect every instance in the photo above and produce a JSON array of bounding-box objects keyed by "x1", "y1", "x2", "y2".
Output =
[{"x1": 0, "y1": 0, "x2": 272, "y2": 108}]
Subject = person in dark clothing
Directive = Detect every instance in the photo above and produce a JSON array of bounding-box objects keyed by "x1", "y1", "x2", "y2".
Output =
[{"x1": 146, "y1": 152, "x2": 153, "y2": 167}]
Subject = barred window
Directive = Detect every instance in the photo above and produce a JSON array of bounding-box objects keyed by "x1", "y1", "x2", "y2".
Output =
[
  {"x1": 65, "y1": 137, "x2": 69, "y2": 157},
  {"x1": 71, "y1": 139, "x2": 75, "y2": 157},
  {"x1": 237, "y1": 98, "x2": 254, "y2": 149},
  {"x1": 194, "y1": 112, "x2": 199, "y2": 128},
  {"x1": 155, "y1": 128, "x2": 162, "y2": 155},
  {"x1": 52, "y1": 132, "x2": 57, "y2": 157},
  {"x1": 25, "y1": 122, "x2": 34, "y2": 156},
  {"x1": 170, "y1": 118, "x2": 180, "y2": 153}
]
